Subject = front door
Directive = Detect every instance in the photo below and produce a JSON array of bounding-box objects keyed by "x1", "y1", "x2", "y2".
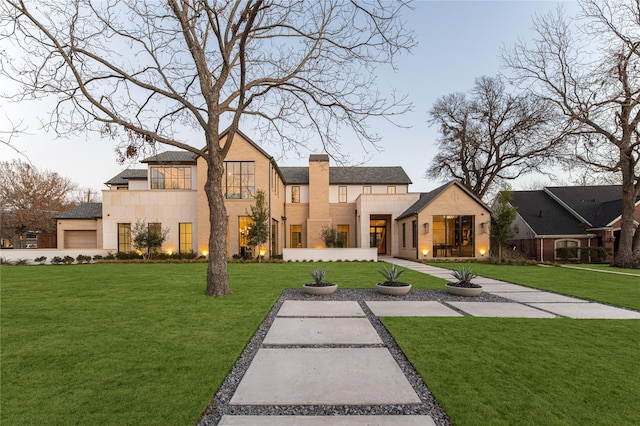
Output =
[{"x1": 370, "y1": 219, "x2": 387, "y2": 255}]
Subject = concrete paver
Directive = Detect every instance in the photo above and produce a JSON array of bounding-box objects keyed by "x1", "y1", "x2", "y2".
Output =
[
  {"x1": 263, "y1": 317, "x2": 382, "y2": 345},
  {"x1": 219, "y1": 415, "x2": 436, "y2": 425},
  {"x1": 278, "y1": 300, "x2": 365, "y2": 317},
  {"x1": 230, "y1": 348, "x2": 422, "y2": 405},
  {"x1": 366, "y1": 301, "x2": 462, "y2": 317},
  {"x1": 528, "y1": 302, "x2": 640, "y2": 319},
  {"x1": 479, "y1": 283, "x2": 539, "y2": 292},
  {"x1": 448, "y1": 302, "x2": 556, "y2": 318},
  {"x1": 492, "y1": 291, "x2": 589, "y2": 303}
]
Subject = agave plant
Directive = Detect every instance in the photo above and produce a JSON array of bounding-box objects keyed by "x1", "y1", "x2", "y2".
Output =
[
  {"x1": 308, "y1": 268, "x2": 327, "y2": 286},
  {"x1": 379, "y1": 264, "x2": 405, "y2": 283},
  {"x1": 450, "y1": 266, "x2": 478, "y2": 286}
]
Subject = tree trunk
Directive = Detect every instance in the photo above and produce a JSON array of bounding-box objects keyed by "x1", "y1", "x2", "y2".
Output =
[
  {"x1": 204, "y1": 148, "x2": 231, "y2": 296},
  {"x1": 614, "y1": 156, "x2": 640, "y2": 267}
]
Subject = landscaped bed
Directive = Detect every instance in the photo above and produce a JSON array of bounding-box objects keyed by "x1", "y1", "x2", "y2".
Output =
[{"x1": 2, "y1": 261, "x2": 639, "y2": 425}]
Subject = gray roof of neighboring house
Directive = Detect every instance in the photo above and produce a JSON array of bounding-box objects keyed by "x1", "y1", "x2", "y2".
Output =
[
  {"x1": 279, "y1": 166, "x2": 412, "y2": 185},
  {"x1": 545, "y1": 185, "x2": 636, "y2": 228},
  {"x1": 55, "y1": 203, "x2": 103, "y2": 220},
  {"x1": 105, "y1": 169, "x2": 147, "y2": 185},
  {"x1": 141, "y1": 151, "x2": 198, "y2": 164},
  {"x1": 510, "y1": 191, "x2": 585, "y2": 236},
  {"x1": 396, "y1": 181, "x2": 490, "y2": 220}
]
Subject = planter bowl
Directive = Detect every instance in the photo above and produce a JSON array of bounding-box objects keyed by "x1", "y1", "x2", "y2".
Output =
[
  {"x1": 376, "y1": 283, "x2": 412, "y2": 296},
  {"x1": 303, "y1": 283, "x2": 338, "y2": 295},
  {"x1": 446, "y1": 283, "x2": 483, "y2": 297}
]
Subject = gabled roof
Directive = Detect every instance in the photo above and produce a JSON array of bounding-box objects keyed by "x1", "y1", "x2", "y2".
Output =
[
  {"x1": 279, "y1": 166, "x2": 412, "y2": 185},
  {"x1": 510, "y1": 191, "x2": 585, "y2": 236},
  {"x1": 544, "y1": 185, "x2": 629, "y2": 228},
  {"x1": 105, "y1": 169, "x2": 147, "y2": 185},
  {"x1": 141, "y1": 151, "x2": 198, "y2": 164},
  {"x1": 55, "y1": 203, "x2": 103, "y2": 220},
  {"x1": 511, "y1": 185, "x2": 640, "y2": 235},
  {"x1": 396, "y1": 180, "x2": 490, "y2": 220}
]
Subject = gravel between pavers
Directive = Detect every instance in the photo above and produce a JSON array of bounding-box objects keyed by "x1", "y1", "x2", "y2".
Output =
[{"x1": 198, "y1": 288, "x2": 512, "y2": 426}]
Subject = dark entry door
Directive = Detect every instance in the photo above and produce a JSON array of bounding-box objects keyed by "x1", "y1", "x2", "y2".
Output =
[{"x1": 370, "y1": 219, "x2": 387, "y2": 255}]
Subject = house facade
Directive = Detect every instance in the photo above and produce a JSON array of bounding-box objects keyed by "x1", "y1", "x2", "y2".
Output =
[
  {"x1": 55, "y1": 130, "x2": 491, "y2": 260},
  {"x1": 509, "y1": 186, "x2": 640, "y2": 262}
]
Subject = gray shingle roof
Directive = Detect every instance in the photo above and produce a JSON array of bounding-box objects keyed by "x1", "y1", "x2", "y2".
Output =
[
  {"x1": 105, "y1": 169, "x2": 147, "y2": 185},
  {"x1": 510, "y1": 191, "x2": 585, "y2": 235},
  {"x1": 279, "y1": 166, "x2": 412, "y2": 185},
  {"x1": 55, "y1": 203, "x2": 103, "y2": 220},
  {"x1": 545, "y1": 185, "x2": 636, "y2": 228},
  {"x1": 141, "y1": 151, "x2": 198, "y2": 164}
]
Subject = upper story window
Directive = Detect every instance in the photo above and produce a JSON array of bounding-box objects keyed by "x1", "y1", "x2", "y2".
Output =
[
  {"x1": 292, "y1": 186, "x2": 300, "y2": 203},
  {"x1": 339, "y1": 186, "x2": 347, "y2": 203},
  {"x1": 387, "y1": 186, "x2": 396, "y2": 194},
  {"x1": 150, "y1": 166, "x2": 192, "y2": 189},
  {"x1": 224, "y1": 161, "x2": 255, "y2": 199}
]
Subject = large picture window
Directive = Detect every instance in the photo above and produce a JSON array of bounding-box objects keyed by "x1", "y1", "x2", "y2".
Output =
[
  {"x1": 292, "y1": 186, "x2": 300, "y2": 203},
  {"x1": 290, "y1": 225, "x2": 302, "y2": 248},
  {"x1": 150, "y1": 167, "x2": 192, "y2": 189},
  {"x1": 224, "y1": 161, "x2": 255, "y2": 199},
  {"x1": 555, "y1": 239, "x2": 579, "y2": 260},
  {"x1": 238, "y1": 216, "x2": 254, "y2": 257},
  {"x1": 337, "y1": 224, "x2": 349, "y2": 248},
  {"x1": 179, "y1": 223, "x2": 193, "y2": 253},
  {"x1": 118, "y1": 223, "x2": 131, "y2": 252},
  {"x1": 432, "y1": 215, "x2": 474, "y2": 257}
]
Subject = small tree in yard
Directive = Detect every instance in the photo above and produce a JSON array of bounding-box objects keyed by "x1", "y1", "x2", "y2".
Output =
[
  {"x1": 131, "y1": 220, "x2": 170, "y2": 261},
  {"x1": 247, "y1": 190, "x2": 269, "y2": 262},
  {"x1": 491, "y1": 190, "x2": 518, "y2": 264},
  {"x1": 320, "y1": 226, "x2": 345, "y2": 248}
]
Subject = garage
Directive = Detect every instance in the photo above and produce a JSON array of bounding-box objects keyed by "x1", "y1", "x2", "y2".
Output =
[{"x1": 64, "y1": 230, "x2": 98, "y2": 249}]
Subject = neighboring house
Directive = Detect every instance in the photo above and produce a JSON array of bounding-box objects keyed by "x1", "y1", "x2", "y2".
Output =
[
  {"x1": 55, "y1": 130, "x2": 491, "y2": 260},
  {"x1": 509, "y1": 186, "x2": 640, "y2": 262}
]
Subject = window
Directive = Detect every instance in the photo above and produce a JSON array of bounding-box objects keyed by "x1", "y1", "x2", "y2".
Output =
[
  {"x1": 290, "y1": 225, "x2": 302, "y2": 248},
  {"x1": 432, "y1": 215, "x2": 475, "y2": 257},
  {"x1": 387, "y1": 186, "x2": 396, "y2": 194},
  {"x1": 238, "y1": 216, "x2": 254, "y2": 257},
  {"x1": 337, "y1": 225, "x2": 349, "y2": 248},
  {"x1": 339, "y1": 186, "x2": 347, "y2": 203},
  {"x1": 363, "y1": 186, "x2": 371, "y2": 194},
  {"x1": 179, "y1": 223, "x2": 193, "y2": 253},
  {"x1": 150, "y1": 167, "x2": 192, "y2": 189},
  {"x1": 224, "y1": 161, "x2": 255, "y2": 199},
  {"x1": 402, "y1": 223, "x2": 406, "y2": 248},
  {"x1": 118, "y1": 223, "x2": 131, "y2": 252},
  {"x1": 555, "y1": 239, "x2": 579, "y2": 260},
  {"x1": 412, "y1": 220, "x2": 417, "y2": 248},
  {"x1": 271, "y1": 219, "x2": 278, "y2": 256},
  {"x1": 292, "y1": 186, "x2": 300, "y2": 203}
]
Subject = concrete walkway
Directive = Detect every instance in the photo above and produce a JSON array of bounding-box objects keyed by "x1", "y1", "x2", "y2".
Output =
[
  {"x1": 210, "y1": 258, "x2": 640, "y2": 425},
  {"x1": 383, "y1": 257, "x2": 640, "y2": 320}
]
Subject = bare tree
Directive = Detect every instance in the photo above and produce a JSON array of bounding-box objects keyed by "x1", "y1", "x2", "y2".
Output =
[
  {"x1": 427, "y1": 75, "x2": 563, "y2": 200},
  {"x1": 0, "y1": 160, "x2": 77, "y2": 247},
  {"x1": 0, "y1": 1, "x2": 414, "y2": 294},
  {"x1": 504, "y1": 0, "x2": 640, "y2": 267}
]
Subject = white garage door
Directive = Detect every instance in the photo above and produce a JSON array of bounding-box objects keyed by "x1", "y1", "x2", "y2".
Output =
[{"x1": 64, "y1": 230, "x2": 97, "y2": 249}]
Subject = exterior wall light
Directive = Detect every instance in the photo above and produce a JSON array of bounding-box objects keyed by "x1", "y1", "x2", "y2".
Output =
[
  {"x1": 421, "y1": 248, "x2": 429, "y2": 258},
  {"x1": 478, "y1": 248, "x2": 487, "y2": 256}
]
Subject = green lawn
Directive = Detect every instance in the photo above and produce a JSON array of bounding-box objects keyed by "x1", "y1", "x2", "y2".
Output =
[
  {"x1": 430, "y1": 262, "x2": 640, "y2": 311},
  {"x1": 384, "y1": 317, "x2": 640, "y2": 426},
  {"x1": 0, "y1": 262, "x2": 442, "y2": 425},
  {"x1": 2, "y1": 262, "x2": 638, "y2": 425}
]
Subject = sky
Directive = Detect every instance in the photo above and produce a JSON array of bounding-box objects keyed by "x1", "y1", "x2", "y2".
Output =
[{"x1": 0, "y1": 1, "x2": 579, "y2": 197}]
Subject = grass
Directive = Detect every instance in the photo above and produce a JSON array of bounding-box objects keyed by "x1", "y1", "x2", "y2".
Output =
[
  {"x1": 0, "y1": 261, "x2": 443, "y2": 425},
  {"x1": 565, "y1": 263, "x2": 640, "y2": 275},
  {"x1": 430, "y1": 262, "x2": 640, "y2": 311},
  {"x1": 384, "y1": 317, "x2": 640, "y2": 426},
  {"x1": 2, "y1": 261, "x2": 639, "y2": 425}
]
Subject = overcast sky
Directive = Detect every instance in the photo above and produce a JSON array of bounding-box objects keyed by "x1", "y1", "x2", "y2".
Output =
[{"x1": 0, "y1": 1, "x2": 579, "y2": 196}]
